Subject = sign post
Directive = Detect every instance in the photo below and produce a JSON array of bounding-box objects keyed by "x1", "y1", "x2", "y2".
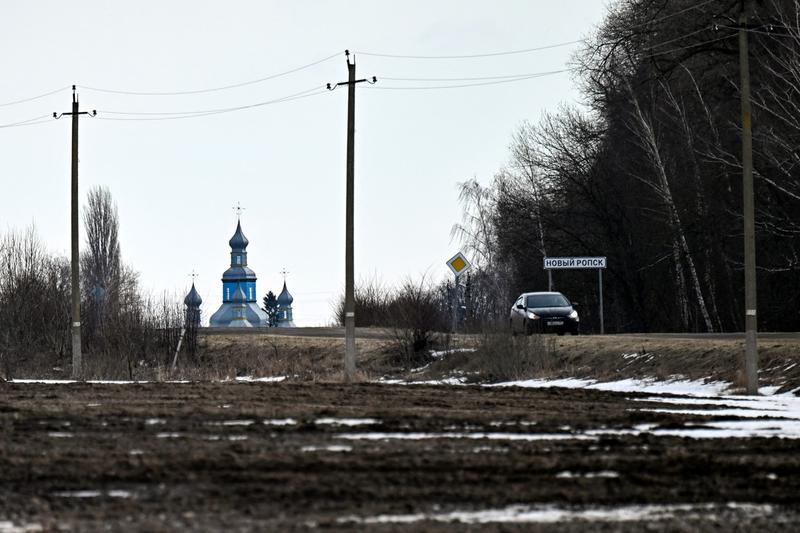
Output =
[
  {"x1": 446, "y1": 252, "x2": 472, "y2": 334},
  {"x1": 544, "y1": 256, "x2": 607, "y2": 334}
]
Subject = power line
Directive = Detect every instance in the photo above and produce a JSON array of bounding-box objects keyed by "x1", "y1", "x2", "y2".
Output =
[
  {"x1": 96, "y1": 86, "x2": 328, "y2": 121},
  {"x1": 640, "y1": 27, "x2": 711, "y2": 51},
  {"x1": 79, "y1": 52, "x2": 341, "y2": 96},
  {"x1": 365, "y1": 70, "x2": 568, "y2": 90},
  {"x1": 645, "y1": 33, "x2": 737, "y2": 58},
  {"x1": 627, "y1": 0, "x2": 716, "y2": 31},
  {"x1": 358, "y1": 40, "x2": 584, "y2": 60},
  {"x1": 0, "y1": 86, "x2": 71, "y2": 108},
  {"x1": 358, "y1": 0, "x2": 717, "y2": 60},
  {"x1": 380, "y1": 70, "x2": 568, "y2": 82},
  {"x1": 0, "y1": 114, "x2": 54, "y2": 129}
]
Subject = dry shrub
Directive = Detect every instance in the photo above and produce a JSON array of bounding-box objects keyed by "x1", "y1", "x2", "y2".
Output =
[
  {"x1": 387, "y1": 277, "x2": 450, "y2": 369},
  {"x1": 467, "y1": 323, "x2": 557, "y2": 382}
]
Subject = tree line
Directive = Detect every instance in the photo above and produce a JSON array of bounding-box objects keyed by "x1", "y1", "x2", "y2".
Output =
[
  {"x1": 453, "y1": 0, "x2": 800, "y2": 333},
  {"x1": 0, "y1": 186, "x2": 186, "y2": 378}
]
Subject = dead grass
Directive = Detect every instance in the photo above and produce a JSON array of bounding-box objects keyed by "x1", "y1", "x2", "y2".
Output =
[{"x1": 6, "y1": 330, "x2": 800, "y2": 393}]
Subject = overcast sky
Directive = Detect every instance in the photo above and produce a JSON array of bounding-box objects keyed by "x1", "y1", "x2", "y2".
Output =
[{"x1": 1, "y1": 1, "x2": 610, "y2": 325}]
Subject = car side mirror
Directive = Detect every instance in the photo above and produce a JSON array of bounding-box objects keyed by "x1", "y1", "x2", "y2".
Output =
[
  {"x1": 516, "y1": 304, "x2": 524, "y2": 309},
  {"x1": 571, "y1": 302, "x2": 579, "y2": 307}
]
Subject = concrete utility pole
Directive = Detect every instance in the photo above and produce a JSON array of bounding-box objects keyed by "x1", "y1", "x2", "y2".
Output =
[
  {"x1": 54, "y1": 86, "x2": 96, "y2": 380},
  {"x1": 327, "y1": 51, "x2": 376, "y2": 382},
  {"x1": 738, "y1": 1, "x2": 759, "y2": 395}
]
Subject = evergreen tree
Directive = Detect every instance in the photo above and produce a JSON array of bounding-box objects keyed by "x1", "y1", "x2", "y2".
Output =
[{"x1": 262, "y1": 291, "x2": 278, "y2": 327}]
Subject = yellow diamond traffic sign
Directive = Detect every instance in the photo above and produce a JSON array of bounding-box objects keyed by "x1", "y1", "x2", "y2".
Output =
[{"x1": 446, "y1": 252, "x2": 472, "y2": 277}]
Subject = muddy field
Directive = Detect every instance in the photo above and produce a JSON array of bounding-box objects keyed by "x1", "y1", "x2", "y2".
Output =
[{"x1": 2, "y1": 382, "x2": 799, "y2": 531}]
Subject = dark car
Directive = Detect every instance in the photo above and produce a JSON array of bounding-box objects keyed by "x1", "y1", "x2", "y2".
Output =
[{"x1": 509, "y1": 291, "x2": 579, "y2": 335}]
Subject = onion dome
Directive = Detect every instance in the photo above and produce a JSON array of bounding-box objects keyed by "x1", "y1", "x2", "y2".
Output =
[
  {"x1": 184, "y1": 283, "x2": 203, "y2": 307},
  {"x1": 277, "y1": 282, "x2": 293, "y2": 306},
  {"x1": 232, "y1": 285, "x2": 248, "y2": 304},
  {"x1": 229, "y1": 220, "x2": 249, "y2": 251}
]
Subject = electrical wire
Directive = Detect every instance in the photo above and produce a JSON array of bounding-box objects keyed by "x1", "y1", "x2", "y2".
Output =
[
  {"x1": 357, "y1": 0, "x2": 717, "y2": 59},
  {"x1": 380, "y1": 70, "x2": 568, "y2": 82},
  {"x1": 358, "y1": 40, "x2": 584, "y2": 60},
  {"x1": 96, "y1": 87, "x2": 328, "y2": 121},
  {"x1": 640, "y1": 27, "x2": 711, "y2": 51},
  {"x1": 0, "y1": 114, "x2": 53, "y2": 129},
  {"x1": 626, "y1": 0, "x2": 716, "y2": 31},
  {"x1": 645, "y1": 33, "x2": 737, "y2": 58},
  {"x1": 79, "y1": 52, "x2": 341, "y2": 96},
  {"x1": 365, "y1": 70, "x2": 568, "y2": 90},
  {"x1": 714, "y1": 24, "x2": 796, "y2": 38},
  {"x1": 0, "y1": 86, "x2": 71, "y2": 108}
]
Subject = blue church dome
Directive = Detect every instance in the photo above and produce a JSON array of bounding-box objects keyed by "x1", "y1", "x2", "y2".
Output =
[
  {"x1": 277, "y1": 282, "x2": 293, "y2": 305},
  {"x1": 229, "y1": 220, "x2": 249, "y2": 251},
  {"x1": 184, "y1": 282, "x2": 203, "y2": 307}
]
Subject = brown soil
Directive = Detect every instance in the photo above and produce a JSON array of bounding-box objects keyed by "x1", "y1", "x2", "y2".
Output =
[{"x1": 1, "y1": 381, "x2": 799, "y2": 531}]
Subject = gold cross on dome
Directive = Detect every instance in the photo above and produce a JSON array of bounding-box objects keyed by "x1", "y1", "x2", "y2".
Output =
[
  {"x1": 280, "y1": 268, "x2": 290, "y2": 281},
  {"x1": 232, "y1": 202, "x2": 246, "y2": 220}
]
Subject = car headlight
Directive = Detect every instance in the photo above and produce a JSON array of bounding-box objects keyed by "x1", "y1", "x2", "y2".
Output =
[
  {"x1": 527, "y1": 311, "x2": 540, "y2": 320},
  {"x1": 569, "y1": 310, "x2": 579, "y2": 320}
]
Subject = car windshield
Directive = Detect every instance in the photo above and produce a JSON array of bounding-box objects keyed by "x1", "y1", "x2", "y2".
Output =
[{"x1": 526, "y1": 294, "x2": 570, "y2": 308}]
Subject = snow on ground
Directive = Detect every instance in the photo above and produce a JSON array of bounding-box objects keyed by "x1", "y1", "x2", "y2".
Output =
[
  {"x1": 489, "y1": 377, "x2": 734, "y2": 396},
  {"x1": 336, "y1": 502, "x2": 774, "y2": 525}
]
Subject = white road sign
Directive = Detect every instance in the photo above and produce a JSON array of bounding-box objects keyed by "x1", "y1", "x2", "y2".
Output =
[{"x1": 544, "y1": 256, "x2": 606, "y2": 269}]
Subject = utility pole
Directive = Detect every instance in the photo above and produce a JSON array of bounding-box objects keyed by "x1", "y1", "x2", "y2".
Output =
[
  {"x1": 54, "y1": 86, "x2": 96, "y2": 380},
  {"x1": 738, "y1": 0, "x2": 759, "y2": 395},
  {"x1": 327, "y1": 51, "x2": 376, "y2": 382}
]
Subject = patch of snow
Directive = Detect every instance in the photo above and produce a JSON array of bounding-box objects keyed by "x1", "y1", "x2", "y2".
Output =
[
  {"x1": 0, "y1": 521, "x2": 43, "y2": 533},
  {"x1": 263, "y1": 418, "x2": 297, "y2": 426},
  {"x1": 206, "y1": 419, "x2": 255, "y2": 427},
  {"x1": 640, "y1": 407, "x2": 796, "y2": 420},
  {"x1": 301, "y1": 445, "x2": 353, "y2": 453},
  {"x1": 588, "y1": 419, "x2": 800, "y2": 439},
  {"x1": 336, "y1": 432, "x2": 596, "y2": 442},
  {"x1": 472, "y1": 446, "x2": 509, "y2": 453},
  {"x1": 315, "y1": 418, "x2": 378, "y2": 426},
  {"x1": 337, "y1": 502, "x2": 773, "y2": 525},
  {"x1": 556, "y1": 471, "x2": 620, "y2": 479},
  {"x1": 621, "y1": 352, "x2": 652, "y2": 360},
  {"x1": 235, "y1": 376, "x2": 286, "y2": 383},
  {"x1": 145, "y1": 418, "x2": 166, "y2": 425},
  {"x1": 429, "y1": 348, "x2": 476, "y2": 359},
  {"x1": 489, "y1": 420, "x2": 537, "y2": 427},
  {"x1": 155, "y1": 432, "x2": 182, "y2": 439},
  {"x1": 52, "y1": 490, "x2": 131, "y2": 498},
  {"x1": 47, "y1": 432, "x2": 73, "y2": 438},
  {"x1": 128, "y1": 449, "x2": 144, "y2": 455}
]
